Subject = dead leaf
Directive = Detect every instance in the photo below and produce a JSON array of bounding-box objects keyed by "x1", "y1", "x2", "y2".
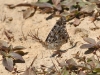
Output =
[
  {"x1": 23, "y1": 7, "x2": 36, "y2": 19},
  {"x1": 5, "y1": 3, "x2": 33, "y2": 9},
  {"x1": 52, "y1": 0, "x2": 61, "y2": 5},
  {"x1": 73, "y1": 18, "x2": 81, "y2": 26},
  {"x1": 4, "y1": 29, "x2": 14, "y2": 41},
  {"x1": 78, "y1": 71, "x2": 86, "y2": 75},
  {"x1": 23, "y1": 55, "x2": 38, "y2": 75}
]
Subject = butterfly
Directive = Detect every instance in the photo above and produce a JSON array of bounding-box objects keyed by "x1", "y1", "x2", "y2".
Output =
[{"x1": 45, "y1": 16, "x2": 69, "y2": 50}]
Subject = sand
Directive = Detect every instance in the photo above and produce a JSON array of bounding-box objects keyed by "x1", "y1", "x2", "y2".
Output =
[{"x1": 0, "y1": 0, "x2": 100, "y2": 75}]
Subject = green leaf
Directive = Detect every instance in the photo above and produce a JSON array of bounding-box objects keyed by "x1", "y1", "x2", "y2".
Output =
[
  {"x1": 87, "y1": 56, "x2": 97, "y2": 63},
  {"x1": 61, "y1": 67, "x2": 69, "y2": 75},
  {"x1": 9, "y1": 52, "x2": 24, "y2": 61},
  {"x1": 13, "y1": 46, "x2": 25, "y2": 51},
  {"x1": 81, "y1": 4, "x2": 96, "y2": 13},
  {"x1": 61, "y1": 0, "x2": 81, "y2": 8},
  {"x1": 61, "y1": 11, "x2": 69, "y2": 17},
  {"x1": 15, "y1": 51, "x2": 28, "y2": 56},
  {"x1": 2, "y1": 57, "x2": 13, "y2": 71},
  {"x1": 53, "y1": 4, "x2": 62, "y2": 10},
  {"x1": 93, "y1": 68, "x2": 100, "y2": 73},
  {"x1": 84, "y1": 48, "x2": 95, "y2": 54},
  {"x1": 33, "y1": 2, "x2": 53, "y2": 8},
  {"x1": 38, "y1": 0, "x2": 49, "y2": 2},
  {"x1": 96, "y1": 63, "x2": 100, "y2": 68},
  {"x1": 71, "y1": 72, "x2": 77, "y2": 75},
  {"x1": 0, "y1": 51, "x2": 7, "y2": 56},
  {"x1": 0, "y1": 40, "x2": 8, "y2": 48},
  {"x1": 80, "y1": 44, "x2": 94, "y2": 49},
  {"x1": 66, "y1": 58, "x2": 77, "y2": 66},
  {"x1": 97, "y1": 41, "x2": 100, "y2": 45},
  {"x1": 8, "y1": 45, "x2": 13, "y2": 51},
  {"x1": 88, "y1": 61, "x2": 95, "y2": 68},
  {"x1": 83, "y1": 37, "x2": 96, "y2": 45},
  {"x1": 86, "y1": 0, "x2": 100, "y2": 3},
  {"x1": 79, "y1": 63, "x2": 90, "y2": 70},
  {"x1": 78, "y1": 2, "x2": 87, "y2": 7},
  {"x1": 61, "y1": 0, "x2": 76, "y2": 8}
]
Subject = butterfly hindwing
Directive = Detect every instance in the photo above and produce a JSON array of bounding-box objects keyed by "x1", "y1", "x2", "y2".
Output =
[{"x1": 45, "y1": 16, "x2": 69, "y2": 49}]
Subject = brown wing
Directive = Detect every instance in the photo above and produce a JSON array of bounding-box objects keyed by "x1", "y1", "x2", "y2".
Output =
[{"x1": 45, "y1": 16, "x2": 69, "y2": 46}]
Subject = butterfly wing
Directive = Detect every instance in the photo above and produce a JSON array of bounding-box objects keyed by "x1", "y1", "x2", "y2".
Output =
[{"x1": 45, "y1": 16, "x2": 69, "y2": 49}]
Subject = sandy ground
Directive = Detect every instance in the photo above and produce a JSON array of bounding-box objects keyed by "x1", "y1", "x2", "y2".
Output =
[{"x1": 0, "y1": 0, "x2": 100, "y2": 75}]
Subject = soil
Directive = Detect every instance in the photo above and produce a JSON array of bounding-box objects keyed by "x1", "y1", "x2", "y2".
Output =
[{"x1": 0, "y1": 0, "x2": 100, "y2": 75}]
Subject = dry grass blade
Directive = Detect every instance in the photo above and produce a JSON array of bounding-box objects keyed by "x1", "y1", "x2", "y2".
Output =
[
  {"x1": 23, "y1": 55, "x2": 38, "y2": 75},
  {"x1": 4, "y1": 29, "x2": 14, "y2": 41},
  {"x1": 28, "y1": 30, "x2": 47, "y2": 47},
  {"x1": 51, "y1": 59, "x2": 61, "y2": 75},
  {"x1": 30, "y1": 55, "x2": 38, "y2": 67}
]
